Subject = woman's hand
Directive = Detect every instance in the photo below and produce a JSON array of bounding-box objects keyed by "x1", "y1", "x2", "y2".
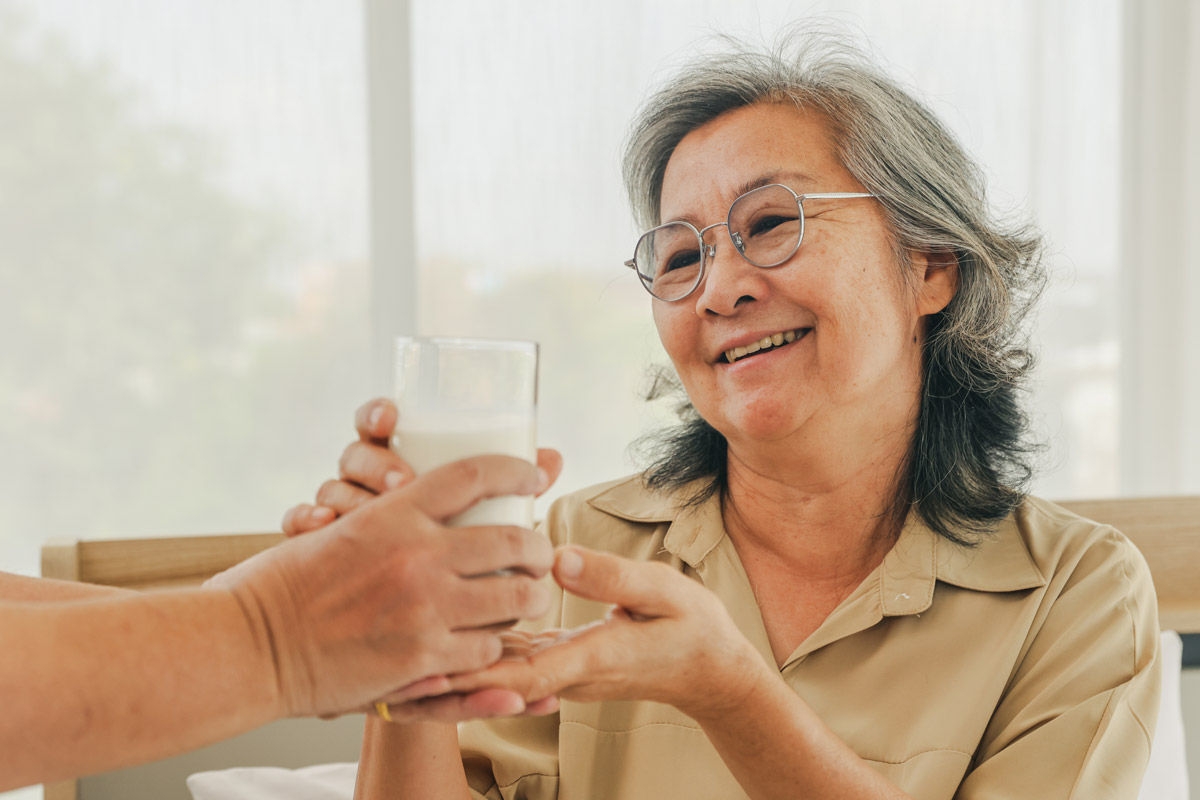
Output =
[
  {"x1": 424, "y1": 546, "x2": 771, "y2": 723},
  {"x1": 282, "y1": 398, "x2": 564, "y2": 536}
]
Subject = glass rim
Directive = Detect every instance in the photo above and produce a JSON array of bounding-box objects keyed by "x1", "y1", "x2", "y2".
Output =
[{"x1": 395, "y1": 335, "x2": 538, "y2": 353}]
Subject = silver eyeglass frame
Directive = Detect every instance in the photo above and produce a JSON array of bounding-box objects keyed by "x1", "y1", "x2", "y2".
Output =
[{"x1": 624, "y1": 184, "x2": 877, "y2": 301}]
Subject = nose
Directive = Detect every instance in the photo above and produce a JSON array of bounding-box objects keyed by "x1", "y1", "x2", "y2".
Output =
[{"x1": 692, "y1": 229, "x2": 767, "y2": 317}]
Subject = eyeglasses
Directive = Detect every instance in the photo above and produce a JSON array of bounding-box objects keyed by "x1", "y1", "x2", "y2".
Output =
[{"x1": 624, "y1": 184, "x2": 876, "y2": 301}]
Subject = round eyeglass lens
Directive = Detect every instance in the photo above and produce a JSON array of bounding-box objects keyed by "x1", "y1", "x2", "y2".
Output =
[
  {"x1": 728, "y1": 184, "x2": 804, "y2": 267},
  {"x1": 634, "y1": 222, "x2": 704, "y2": 300}
]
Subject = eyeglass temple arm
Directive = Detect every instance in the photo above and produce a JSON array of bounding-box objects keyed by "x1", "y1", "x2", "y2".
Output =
[{"x1": 798, "y1": 192, "x2": 876, "y2": 200}]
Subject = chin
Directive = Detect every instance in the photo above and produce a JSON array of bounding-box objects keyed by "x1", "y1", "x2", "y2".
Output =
[{"x1": 716, "y1": 401, "x2": 806, "y2": 444}]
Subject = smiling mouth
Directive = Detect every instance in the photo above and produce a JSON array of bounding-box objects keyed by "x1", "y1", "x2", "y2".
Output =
[{"x1": 724, "y1": 328, "x2": 811, "y2": 364}]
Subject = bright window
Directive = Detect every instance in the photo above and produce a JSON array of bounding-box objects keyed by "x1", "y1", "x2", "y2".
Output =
[{"x1": 410, "y1": 0, "x2": 1121, "y2": 503}]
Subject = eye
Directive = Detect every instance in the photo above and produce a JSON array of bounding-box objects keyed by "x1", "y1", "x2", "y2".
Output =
[
  {"x1": 663, "y1": 249, "x2": 701, "y2": 273},
  {"x1": 749, "y1": 214, "x2": 798, "y2": 237}
]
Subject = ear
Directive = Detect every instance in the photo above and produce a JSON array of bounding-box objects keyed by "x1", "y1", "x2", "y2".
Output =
[{"x1": 912, "y1": 249, "x2": 958, "y2": 317}]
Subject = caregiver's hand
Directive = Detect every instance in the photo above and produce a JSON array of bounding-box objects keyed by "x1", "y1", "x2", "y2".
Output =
[
  {"x1": 439, "y1": 546, "x2": 770, "y2": 723},
  {"x1": 282, "y1": 397, "x2": 564, "y2": 535},
  {"x1": 207, "y1": 454, "x2": 555, "y2": 719}
]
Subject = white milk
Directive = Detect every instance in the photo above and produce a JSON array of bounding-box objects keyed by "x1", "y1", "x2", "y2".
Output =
[{"x1": 391, "y1": 413, "x2": 536, "y2": 527}]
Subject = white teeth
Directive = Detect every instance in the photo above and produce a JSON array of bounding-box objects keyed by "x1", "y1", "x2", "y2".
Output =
[{"x1": 724, "y1": 328, "x2": 807, "y2": 364}]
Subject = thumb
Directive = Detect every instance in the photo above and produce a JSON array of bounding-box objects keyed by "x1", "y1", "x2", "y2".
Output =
[{"x1": 552, "y1": 546, "x2": 681, "y2": 617}]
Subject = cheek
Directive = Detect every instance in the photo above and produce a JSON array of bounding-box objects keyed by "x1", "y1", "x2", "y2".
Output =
[
  {"x1": 652, "y1": 304, "x2": 689, "y2": 361},
  {"x1": 807, "y1": 260, "x2": 916, "y2": 361}
]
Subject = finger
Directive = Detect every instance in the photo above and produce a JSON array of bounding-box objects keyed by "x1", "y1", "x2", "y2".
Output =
[
  {"x1": 378, "y1": 675, "x2": 452, "y2": 704},
  {"x1": 315, "y1": 479, "x2": 376, "y2": 516},
  {"x1": 386, "y1": 688, "x2": 527, "y2": 724},
  {"x1": 522, "y1": 695, "x2": 560, "y2": 716},
  {"x1": 446, "y1": 623, "x2": 607, "y2": 697},
  {"x1": 338, "y1": 440, "x2": 414, "y2": 494},
  {"x1": 438, "y1": 629, "x2": 504, "y2": 675},
  {"x1": 553, "y1": 546, "x2": 683, "y2": 618},
  {"x1": 402, "y1": 454, "x2": 542, "y2": 523},
  {"x1": 280, "y1": 504, "x2": 337, "y2": 537},
  {"x1": 535, "y1": 448, "x2": 563, "y2": 496},
  {"x1": 354, "y1": 398, "x2": 398, "y2": 444},
  {"x1": 446, "y1": 574, "x2": 552, "y2": 629},
  {"x1": 443, "y1": 526, "x2": 554, "y2": 578}
]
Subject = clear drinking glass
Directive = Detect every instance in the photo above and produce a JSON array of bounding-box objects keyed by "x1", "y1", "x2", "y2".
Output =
[{"x1": 391, "y1": 336, "x2": 538, "y2": 527}]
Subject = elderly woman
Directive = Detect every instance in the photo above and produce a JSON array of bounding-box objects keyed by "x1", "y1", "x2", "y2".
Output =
[{"x1": 289, "y1": 35, "x2": 1159, "y2": 800}]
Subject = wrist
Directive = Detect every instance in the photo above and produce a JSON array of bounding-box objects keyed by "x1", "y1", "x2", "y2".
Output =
[
  {"x1": 681, "y1": 638, "x2": 775, "y2": 726},
  {"x1": 217, "y1": 585, "x2": 288, "y2": 719}
]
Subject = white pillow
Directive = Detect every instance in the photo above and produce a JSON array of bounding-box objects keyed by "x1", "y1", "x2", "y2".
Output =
[
  {"x1": 189, "y1": 632, "x2": 1190, "y2": 800},
  {"x1": 187, "y1": 761, "x2": 357, "y2": 800},
  {"x1": 1139, "y1": 630, "x2": 1190, "y2": 800}
]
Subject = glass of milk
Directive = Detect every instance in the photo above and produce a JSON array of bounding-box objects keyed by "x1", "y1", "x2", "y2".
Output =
[{"x1": 392, "y1": 336, "x2": 538, "y2": 528}]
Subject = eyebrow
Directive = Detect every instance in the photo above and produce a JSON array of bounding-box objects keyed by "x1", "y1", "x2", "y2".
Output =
[
  {"x1": 734, "y1": 170, "x2": 816, "y2": 198},
  {"x1": 663, "y1": 170, "x2": 817, "y2": 226}
]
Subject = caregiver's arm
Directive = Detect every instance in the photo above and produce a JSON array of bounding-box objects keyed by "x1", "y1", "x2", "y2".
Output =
[
  {"x1": 0, "y1": 585, "x2": 282, "y2": 789},
  {"x1": 0, "y1": 456, "x2": 554, "y2": 791},
  {"x1": 0, "y1": 571, "x2": 131, "y2": 602},
  {"x1": 446, "y1": 547, "x2": 915, "y2": 800}
]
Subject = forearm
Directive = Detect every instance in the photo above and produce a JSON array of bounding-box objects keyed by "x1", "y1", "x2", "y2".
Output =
[
  {"x1": 692, "y1": 666, "x2": 913, "y2": 800},
  {"x1": 355, "y1": 718, "x2": 470, "y2": 800},
  {"x1": 0, "y1": 571, "x2": 133, "y2": 603},
  {"x1": 0, "y1": 588, "x2": 280, "y2": 790}
]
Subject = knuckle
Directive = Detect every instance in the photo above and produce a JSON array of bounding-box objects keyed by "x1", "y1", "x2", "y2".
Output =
[
  {"x1": 510, "y1": 577, "x2": 548, "y2": 616},
  {"x1": 502, "y1": 526, "x2": 528, "y2": 560},
  {"x1": 529, "y1": 669, "x2": 553, "y2": 701},
  {"x1": 336, "y1": 444, "x2": 359, "y2": 479},
  {"x1": 280, "y1": 506, "x2": 300, "y2": 534},
  {"x1": 477, "y1": 633, "x2": 503, "y2": 666},
  {"x1": 315, "y1": 479, "x2": 342, "y2": 506},
  {"x1": 509, "y1": 578, "x2": 533, "y2": 610},
  {"x1": 447, "y1": 459, "x2": 484, "y2": 491}
]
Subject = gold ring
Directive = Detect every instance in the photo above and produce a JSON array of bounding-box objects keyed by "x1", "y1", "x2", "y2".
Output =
[{"x1": 374, "y1": 701, "x2": 393, "y2": 723}]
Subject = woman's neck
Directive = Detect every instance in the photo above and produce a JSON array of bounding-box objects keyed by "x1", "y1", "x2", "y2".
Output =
[{"x1": 720, "y1": 410, "x2": 913, "y2": 584}]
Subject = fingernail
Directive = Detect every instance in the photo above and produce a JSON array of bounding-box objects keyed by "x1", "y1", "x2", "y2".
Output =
[
  {"x1": 494, "y1": 693, "x2": 526, "y2": 716},
  {"x1": 557, "y1": 548, "x2": 583, "y2": 580},
  {"x1": 312, "y1": 506, "x2": 335, "y2": 523},
  {"x1": 537, "y1": 466, "x2": 549, "y2": 488},
  {"x1": 369, "y1": 404, "x2": 383, "y2": 430},
  {"x1": 384, "y1": 470, "x2": 406, "y2": 490}
]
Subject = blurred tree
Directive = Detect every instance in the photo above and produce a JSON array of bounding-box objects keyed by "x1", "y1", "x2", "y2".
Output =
[{"x1": 0, "y1": 6, "x2": 369, "y2": 566}]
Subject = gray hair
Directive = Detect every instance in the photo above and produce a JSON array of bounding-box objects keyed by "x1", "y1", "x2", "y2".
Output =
[{"x1": 626, "y1": 32, "x2": 1046, "y2": 545}]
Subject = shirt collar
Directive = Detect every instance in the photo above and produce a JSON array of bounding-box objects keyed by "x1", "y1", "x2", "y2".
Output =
[
  {"x1": 586, "y1": 476, "x2": 1048, "y2": 614},
  {"x1": 587, "y1": 476, "x2": 723, "y2": 566}
]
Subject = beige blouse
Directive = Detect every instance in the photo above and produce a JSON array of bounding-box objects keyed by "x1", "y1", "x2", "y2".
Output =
[{"x1": 458, "y1": 476, "x2": 1161, "y2": 799}]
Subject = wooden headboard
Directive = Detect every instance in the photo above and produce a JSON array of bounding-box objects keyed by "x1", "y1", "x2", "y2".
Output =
[
  {"x1": 37, "y1": 495, "x2": 1200, "y2": 799},
  {"x1": 39, "y1": 496, "x2": 1200, "y2": 631},
  {"x1": 1056, "y1": 497, "x2": 1200, "y2": 633}
]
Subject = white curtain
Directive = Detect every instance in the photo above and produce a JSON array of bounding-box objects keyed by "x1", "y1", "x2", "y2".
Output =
[{"x1": 1120, "y1": 0, "x2": 1200, "y2": 495}]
